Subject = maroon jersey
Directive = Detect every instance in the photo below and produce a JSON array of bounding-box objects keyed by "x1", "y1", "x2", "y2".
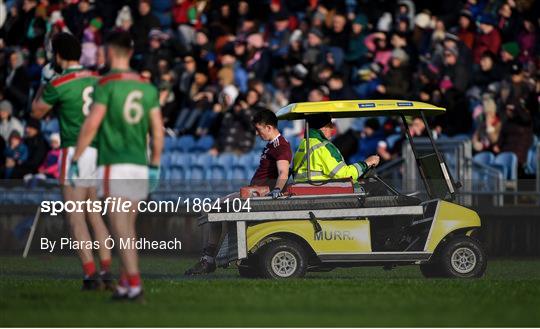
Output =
[{"x1": 250, "y1": 135, "x2": 292, "y2": 186}]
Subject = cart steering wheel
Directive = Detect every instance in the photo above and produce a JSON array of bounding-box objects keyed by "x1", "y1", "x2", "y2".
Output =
[{"x1": 363, "y1": 165, "x2": 377, "y2": 179}]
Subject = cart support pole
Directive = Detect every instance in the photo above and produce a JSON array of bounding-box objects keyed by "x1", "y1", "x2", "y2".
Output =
[{"x1": 305, "y1": 119, "x2": 311, "y2": 181}]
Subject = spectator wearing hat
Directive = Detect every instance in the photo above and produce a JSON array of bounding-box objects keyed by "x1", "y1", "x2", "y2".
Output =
[
  {"x1": 11, "y1": 118, "x2": 48, "y2": 178},
  {"x1": 455, "y1": 9, "x2": 475, "y2": 49},
  {"x1": 496, "y1": 63, "x2": 534, "y2": 166},
  {"x1": 441, "y1": 46, "x2": 470, "y2": 92},
  {"x1": 80, "y1": 17, "x2": 103, "y2": 67},
  {"x1": 302, "y1": 28, "x2": 326, "y2": 67},
  {"x1": 3, "y1": 130, "x2": 28, "y2": 179},
  {"x1": 0, "y1": 100, "x2": 24, "y2": 142},
  {"x1": 268, "y1": 11, "x2": 291, "y2": 61},
  {"x1": 412, "y1": 11, "x2": 433, "y2": 55},
  {"x1": 143, "y1": 29, "x2": 173, "y2": 76},
  {"x1": 473, "y1": 14, "x2": 501, "y2": 64},
  {"x1": 346, "y1": 14, "x2": 369, "y2": 66},
  {"x1": 377, "y1": 48, "x2": 411, "y2": 99}
]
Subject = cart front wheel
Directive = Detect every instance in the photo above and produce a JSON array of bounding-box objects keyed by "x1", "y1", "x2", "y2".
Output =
[
  {"x1": 440, "y1": 236, "x2": 487, "y2": 278},
  {"x1": 259, "y1": 239, "x2": 307, "y2": 279}
]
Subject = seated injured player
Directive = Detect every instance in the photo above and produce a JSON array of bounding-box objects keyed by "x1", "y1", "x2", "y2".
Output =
[{"x1": 185, "y1": 109, "x2": 292, "y2": 275}]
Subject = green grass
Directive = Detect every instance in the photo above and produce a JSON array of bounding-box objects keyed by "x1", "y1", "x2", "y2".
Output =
[{"x1": 1, "y1": 256, "x2": 539, "y2": 327}]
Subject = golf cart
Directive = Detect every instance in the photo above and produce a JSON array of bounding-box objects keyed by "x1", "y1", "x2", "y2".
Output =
[{"x1": 200, "y1": 100, "x2": 487, "y2": 279}]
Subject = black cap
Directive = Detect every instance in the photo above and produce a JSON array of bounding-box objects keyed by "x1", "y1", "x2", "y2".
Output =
[{"x1": 307, "y1": 113, "x2": 332, "y2": 129}]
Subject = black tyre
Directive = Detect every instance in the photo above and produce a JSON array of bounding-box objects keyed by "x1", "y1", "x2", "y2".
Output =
[
  {"x1": 439, "y1": 236, "x2": 487, "y2": 278},
  {"x1": 258, "y1": 239, "x2": 307, "y2": 279},
  {"x1": 238, "y1": 257, "x2": 261, "y2": 278}
]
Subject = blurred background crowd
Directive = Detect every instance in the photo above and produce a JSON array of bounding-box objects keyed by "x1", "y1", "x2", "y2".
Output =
[{"x1": 0, "y1": 0, "x2": 539, "y2": 181}]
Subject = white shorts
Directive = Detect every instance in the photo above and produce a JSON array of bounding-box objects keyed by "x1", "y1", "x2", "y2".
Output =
[
  {"x1": 97, "y1": 164, "x2": 149, "y2": 201},
  {"x1": 59, "y1": 146, "x2": 98, "y2": 187}
]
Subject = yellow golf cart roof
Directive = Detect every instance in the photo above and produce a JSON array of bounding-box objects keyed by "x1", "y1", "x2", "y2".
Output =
[{"x1": 276, "y1": 100, "x2": 445, "y2": 120}]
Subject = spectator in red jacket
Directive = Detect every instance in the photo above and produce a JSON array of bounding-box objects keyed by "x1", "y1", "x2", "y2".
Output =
[{"x1": 473, "y1": 14, "x2": 501, "y2": 64}]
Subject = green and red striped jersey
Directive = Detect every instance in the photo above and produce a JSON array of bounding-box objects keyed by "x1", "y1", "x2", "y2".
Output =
[
  {"x1": 42, "y1": 66, "x2": 99, "y2": 148},
  {"x1": 93, "y1": 70, "x2": 160, "y2": 166}
]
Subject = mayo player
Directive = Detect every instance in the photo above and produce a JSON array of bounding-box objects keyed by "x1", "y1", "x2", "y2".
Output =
[
  {"x1": 32, "y1": 32, "x2": 113, "y2": 291},
  {"x1": 70, "y1": 31, "x2": 163, "y2": 302}
]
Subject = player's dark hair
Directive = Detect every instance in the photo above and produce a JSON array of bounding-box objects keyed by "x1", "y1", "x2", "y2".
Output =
[
  {"x1": 105, "y1": 30, "x2": 134, "y2": 52},
  {"x1": 252, "y1": 109, "x2": 278, "y2": 128},
  {"x1": 52, "y1": 32, "x2": 81, "y2": 61}
]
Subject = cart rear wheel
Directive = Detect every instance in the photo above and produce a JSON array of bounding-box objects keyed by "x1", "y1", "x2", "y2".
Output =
[
  {"x1": 259, "y1": 239, "x2": 307, "y2": 279},
  {"x1": 440, "y1": 236, "x2": 487, "y2": 278}
]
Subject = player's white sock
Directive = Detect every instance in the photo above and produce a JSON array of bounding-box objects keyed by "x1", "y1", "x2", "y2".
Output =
[
  {"x1": 128, "y1": 286, "x2": 142, "y2": 298},
  {"x1": 116, "y1": 285, "x2": 128, "y2": 296}
]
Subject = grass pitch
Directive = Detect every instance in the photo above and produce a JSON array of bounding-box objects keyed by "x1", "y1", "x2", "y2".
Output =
[{"x1": 0, "y1": 256, "x2": 539, "y2": 327}]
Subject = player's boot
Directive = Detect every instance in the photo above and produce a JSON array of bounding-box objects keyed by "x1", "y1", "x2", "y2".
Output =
[
  {"x1": 184, "y1": 257, "x2": 216, "y2": 276},
  {"x1": 82, "y1": 272, "x2": 104, "y2": 291},
  {"x1": 111, "y1": 285, "x2": 128, "y2": 301},
  {"x1": 100, "y1": 271, "x2": 115, "y2": 291}
]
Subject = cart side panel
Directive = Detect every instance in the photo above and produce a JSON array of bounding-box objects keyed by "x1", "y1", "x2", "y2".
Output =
[
  {"x1": 424, "y1": 201, "x2": 481, "y2": 252},
  {"x1": 247, "y1": 220, "x2": 372, "y2": 254}
]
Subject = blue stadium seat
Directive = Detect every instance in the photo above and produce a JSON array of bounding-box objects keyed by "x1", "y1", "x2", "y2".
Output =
[
  {"x1": 175, "y1": 135, "x2": 195, "y2": 152},
  {"x1": 170, "y1": 152, "x2": 192, "y2": 168},
  {"x1": 494, "y1": 152, "x2": 518, "y2": 181},
  {"x1": 189, "y1": 165, "x2": 207, "y2": 180},
  {"x1": 209, "y1": 165, "x2": 229, "y2": 180},
  {"x1": 164, "y1": 136, "x2": 176, "y2": 152},
  {"x1": 161, "y1": 152, "x2": 172, "y2": 168},
  {"x1": 191, "y1": 153, "x2": 215, "y2": 168},
  {"x1": 215, "y1": 153, "x2": 236, "y2": 167},
  {"x1": 473, "y1": 152, "x2": 495, "y2": 166},
  {"x1": 191, "y1": 135, "x2": 215, "y2": 153},
  {"x1": 231, "y1": 164, "x2": 249, "y2": 180},
  {"x1": 169, "y1": 167, "x2": 186, "y2": 180}
]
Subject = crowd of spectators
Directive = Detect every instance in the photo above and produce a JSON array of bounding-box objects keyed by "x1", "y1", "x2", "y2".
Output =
[{"x1": 0, "y1": 0, "x2": 539, "y2": 180}]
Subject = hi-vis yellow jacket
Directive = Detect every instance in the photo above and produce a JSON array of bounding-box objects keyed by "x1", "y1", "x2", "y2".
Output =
[{"x1": 293, "y1": 129, "x2": 368, "y2": 181}]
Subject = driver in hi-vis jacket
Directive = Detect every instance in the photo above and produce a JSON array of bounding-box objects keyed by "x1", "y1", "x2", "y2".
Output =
[{"x1": 293, "y1": 113, "x2": 380, "y2": 182}]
